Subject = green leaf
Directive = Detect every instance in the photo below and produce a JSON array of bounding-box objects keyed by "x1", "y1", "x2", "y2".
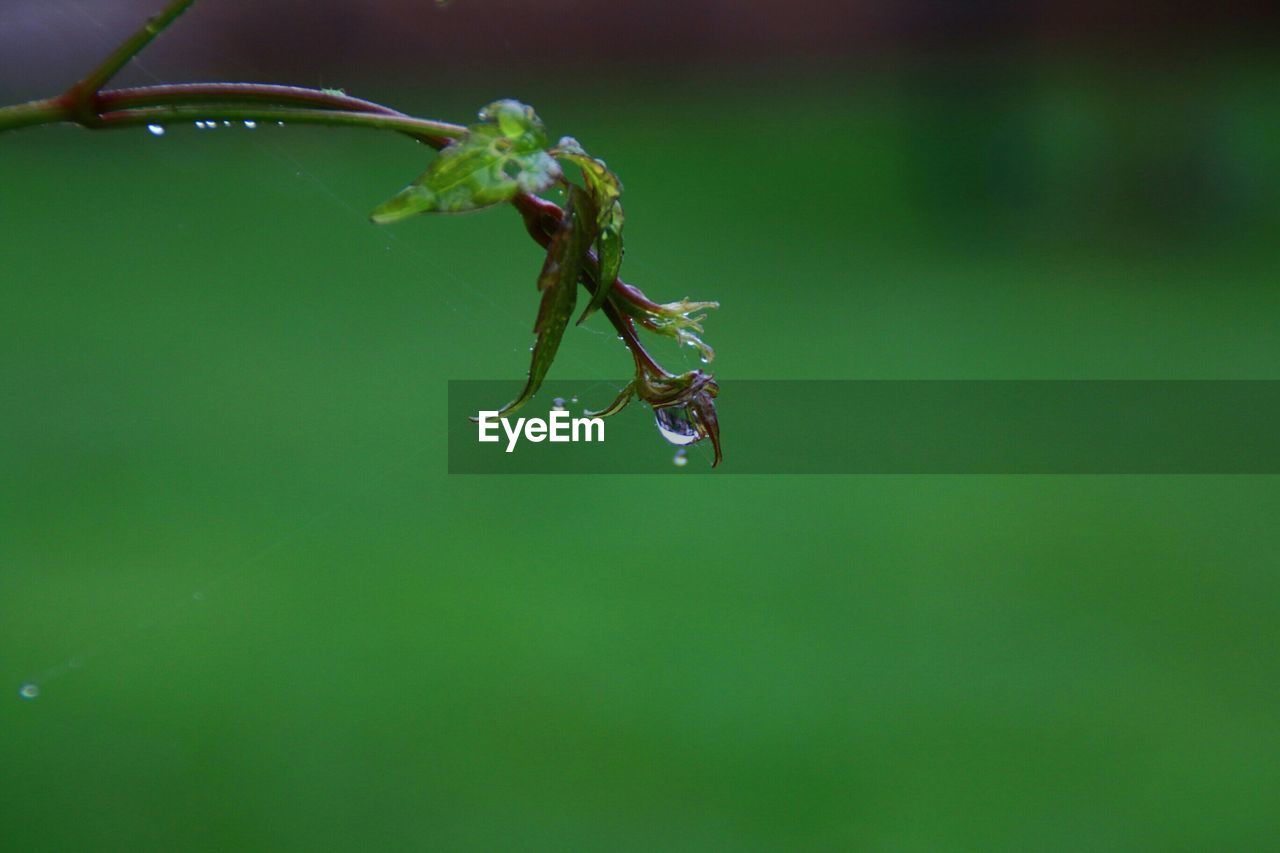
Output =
[
  {"x1": 583, "y1": 381, "x2": 635, "y2": 419},
  {"x1": 553, "y1": 138, "x2": 626, "y2": 323},
  {"x1": 495, "y1": 187, "x2": 597, "y2": 417},
  {"x1": 583, "y1": 200, "x2": 625, "y2": 322},
  {"x1": 553, "y1": 137, "x2": 622, "y2": 209},
  {"x1": 371, "y1": 100, "x2": 559, "y2": 223}
]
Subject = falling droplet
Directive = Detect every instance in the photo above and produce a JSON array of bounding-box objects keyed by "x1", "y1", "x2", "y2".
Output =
[
  {"x1": 672, "y1": 448, "x2": 689, "y2": 467},
  {"x1": 552, "y1": 397, "x2": 566, "y2": 410},
  {"x1": 18, "y1": 683, "x2": 39, "y2": 700},
  {"x1": 147, "y1": 124, "x2": 165, "y2": 136},
  {"x1": 243, "y1": 120, "x2": 257, "y2": 129},
  {"x1": 654, "y1": 405, "x2": 701, "y2": 447}
]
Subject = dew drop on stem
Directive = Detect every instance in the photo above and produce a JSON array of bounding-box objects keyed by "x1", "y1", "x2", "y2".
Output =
[{"x1": 147, "y1": 123, "x2": 165, "y2": 136}]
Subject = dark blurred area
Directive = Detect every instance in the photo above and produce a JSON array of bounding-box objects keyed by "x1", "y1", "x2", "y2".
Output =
[
  {"x1": 3, "y1": 0, "x2": 1278, "y2": 252},
  {"x1": 3, "y1": 0, "x2": 1279, "y2": 78}
]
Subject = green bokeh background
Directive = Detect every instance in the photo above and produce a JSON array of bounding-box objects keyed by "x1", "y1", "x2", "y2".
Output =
[{"x1": 4, "y1": 59, "x2": 1280, "y2": 849}]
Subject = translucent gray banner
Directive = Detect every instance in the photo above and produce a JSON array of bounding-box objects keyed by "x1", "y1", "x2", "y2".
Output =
[{"x1": 448, "y1": 380, "x2": 1280, "y2": 474}]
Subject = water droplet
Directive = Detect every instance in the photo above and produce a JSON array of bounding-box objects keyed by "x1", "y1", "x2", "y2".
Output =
[
  {"x1": 654, "y1": 405, "x2": 701, "y2": 447},
  {"x1": 699, "y1": 356, "x2": 710, "y2": 364},
  {"x1": 552, "y1": 397, "x2": 566, "y2": 410},
  {"x1": 570, "y1": 395, "x2": 579, "y2": 404},
  {"x1": 18, "y1": 683, "x2": 39, "y2": 700},
  {"x1": 243, "y1": 120, "x2": 257, "y2": 129},
  {"x1": 222, "y1": 120, "x2": 232, "y2": 127},
  {"x1": 147, "y1": 124, "x2": 165, "y2": 136},
  {"x1": 277, "y1": 121, "x2": 285, "y2": 127},
  {"x1": 672, "y1": 448, "x2": 689, "y2": 467},
  {"x1": 194, "y1": 121, "x2": 206, "y2": 129}
]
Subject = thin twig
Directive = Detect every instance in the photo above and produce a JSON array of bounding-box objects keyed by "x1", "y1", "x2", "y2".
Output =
[
  {"x1": 65, "y1": 0, "x2": 200, "y2": 118},
  {"x1": 95, "y1": 105, "x2": 466, "y2": 141}
]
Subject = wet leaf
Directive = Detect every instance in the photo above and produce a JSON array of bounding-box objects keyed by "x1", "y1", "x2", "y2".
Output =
[
  {"x1": 583, "y1": 381, "x2": 636, "y2": 419},
  {"x1": 554, "y1": 137, "x2": 626, "y2": 323},
  {"x1": 637, "y1": 370, "x2": 722, "y2": 466},
  {"x1": 582, "y1": 200, "x2": 624, "y2": 323},
  {"x1": 495, "y1": 187, "x2": 597, "y2": 416},
  {"x1": 554, "y1": 137, "x2": 622, "y2": 209},
  {"x1": 371, "y1": 100, "x2": 559, "y2": 222}
]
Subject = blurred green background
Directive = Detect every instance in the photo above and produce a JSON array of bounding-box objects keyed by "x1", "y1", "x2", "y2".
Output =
[{"x1": 4, "y1": 1, "x2": 1280, "y2": 849}]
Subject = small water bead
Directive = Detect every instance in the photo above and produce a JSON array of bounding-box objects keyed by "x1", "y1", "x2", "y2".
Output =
[
  {"x1": 672, "y1": 449, "x2": 689, "y2": 467},
  {"x1": 147, "y1": 124, "x2": 165, "y2": 136},
  {"x1": 18, "y1": 683, "x2": 39, "y2": 700},
  {"x1": 222, "y1": 120, "x2": 232, "y2": 127},
  {"x1": 654, "y1": 404, "x2": 701, "y2": 447},
  {"x1": 243, "y1": 120, "x2": 257, "y2": 129}
]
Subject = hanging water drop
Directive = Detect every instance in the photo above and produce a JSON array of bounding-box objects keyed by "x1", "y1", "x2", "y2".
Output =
[
  {"x1": 147, "y1": 124, "x2": 165, "y2": 136},
  {"x1": 18, "y1": 683, "x2": 39, "y2": 700},
  {"x1": 672, "y1": 448, "x2": 689, "y2": 467},
  {"x1": 654, "y1": 405, "x2": 701, "y2": 446}
]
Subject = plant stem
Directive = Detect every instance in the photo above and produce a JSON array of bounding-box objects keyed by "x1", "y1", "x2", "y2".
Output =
[
  {"x1": 0, "y1": 0, "x2": 687, "y2": 388},
  {"x1": 0, "y1": 98, "x2": 68, "y2": 133},
  {"x1": 65, "y1": 0, "x2": 199, "y2": 118},
  {"x1": 95, "y1": 105, "x2": 466, "y2": 141},
  {"x1": 100, "y1": 83, "x2": 408, "y2": 118}
]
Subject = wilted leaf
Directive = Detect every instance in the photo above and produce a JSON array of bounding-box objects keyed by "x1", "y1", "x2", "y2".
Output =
[
  {"x1": 494, "y1": 187, "x2": 598, "y2": 416},
  {"x1": 371, "y1": 100, "x2": 560, "y2": 223}
]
